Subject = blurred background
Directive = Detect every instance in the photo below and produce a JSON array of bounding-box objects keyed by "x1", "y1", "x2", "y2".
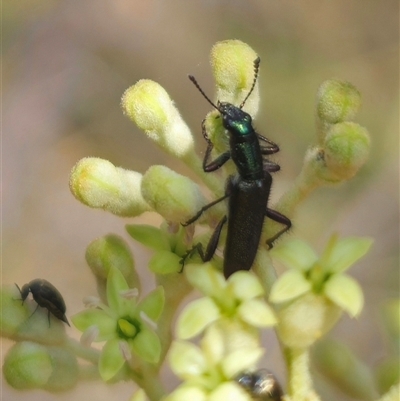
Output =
[{"x1": 2, "y1": 1, "x2": 398, "y2": 400}]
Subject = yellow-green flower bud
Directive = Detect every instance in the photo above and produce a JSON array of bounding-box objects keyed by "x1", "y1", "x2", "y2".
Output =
[
  {"x1": 86, "y1": 234, "x2": 139, "y2": 301},
  {"x1": 302, "y1": 121, "x2": 370, "y2": 185},
  {"x1": 4, "y1": 342, "x2": 52, "y2": 389},
  {"x1": 4, "y1": 342, "x2": 78, "y2": 391},
  {"x1": 211, "y1": 40, "x2": 260, "y2": 116},
  {"x1": 121, "y1": 80, "x2": 194, "y2": 159},
  {"x1": 317, "y1": 79, "x2": 361, "y2": 124},
  {"x1": 323, "y1": 122, "x2": 370, "y2": 181},
  {"x1": 69, "y1": 157, "x2": 151, "y2": 217},
  {"x1": 141, "y1": 165, "x2": 206, "y2": 222}
]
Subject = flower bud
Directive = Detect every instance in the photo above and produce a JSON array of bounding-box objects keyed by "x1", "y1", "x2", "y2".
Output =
[
  {"x1": 121, "y1": 80, "x2": 194, "y2": 159},
  {"x1": 211, "y1": 40, "x2": 260, "y2": 116},
  {"x1": 86, "y1": 235, "x2": 139, "y2": 301},
  {"x1": 70, "y1": 157, "x2": 151, "y2": 217},
  {"x1": 4, "y1": 342, "x2": 78, "y2": 391},
  {"x1": 323, "y1": 122, "x2": 370, "y2": 181},
  {"x1": 317, "y1": 79, "x2": 361, "y2": 124},
  {"x1": 141, "y1": 165, "x2": 206, "y2": 222}
]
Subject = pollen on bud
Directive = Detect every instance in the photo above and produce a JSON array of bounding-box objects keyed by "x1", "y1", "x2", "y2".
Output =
[
  {"x1": 141, "y1": 165, "x2": 206, "y2": 222},
  {"x1": 317, "y1": 79, "x2": 361, "y2": 124},
  {"x1": 121, "y1": 80, "x2": 194, "y2": 159},
  {"x1": 69, "y1": 157, "x2": 151, "y2": 217},
  {"x1": 323, "y1": 122, "x2": 370, "y2": 182},
  {"x1": 211, "y1": 40, "x2": 260, "y2": 115}
]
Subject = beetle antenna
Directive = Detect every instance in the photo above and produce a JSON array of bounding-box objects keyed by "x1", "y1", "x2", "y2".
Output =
[
  {"x1": 188, "y1": 75, "x2": 219, "y2": 111},
  {"x1": 239, "y1": 57, "x2": 261, "y2": 109}
]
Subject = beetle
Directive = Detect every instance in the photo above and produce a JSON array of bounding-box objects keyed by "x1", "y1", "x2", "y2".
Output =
[
  {"x1": 15, "y1": 279, "x2": 70, "y2": 326},
  {"x1": 235, "y1": 369, "x2": 283, "y2": 401},
  {"x1": 182, "y1": 57, "x2": 291, "y2": 278}
]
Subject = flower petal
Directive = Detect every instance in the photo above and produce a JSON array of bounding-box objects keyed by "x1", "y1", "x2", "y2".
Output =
[
  {"x1": 169, "y1": 341, "x2": 206, "y2": 379},
  {"x1": 107, "y1": 267, "x2": 131, "y2": 313},
  {"x1": 269, "y1": 270, "x2": 312, "y2": 303},
  {"x1": 71, "y1": 309, "x2": 116, "y2": 341},
  {"x1": 228, "y1": 272, "x2": 264, "y2": 300},
  {"x1": 130, "y1": 326, "x2": 161, "y2": 364},
  {"x1": 176, "y1": 297, "x2": 220, "y2": 339},
  {"x1": 185, "y1": 263, "x2": 226, "y2": 297},
  {"x1": 209, "y1": 382, "x2": 252, "y2": 401},
  {"x1": 125, "y1": 224, "x2": 171, "y2": 251},
  {"x1": 99, "y1": 338, "x2": 125, "y2": 381},
  {"x1": 324, "y1": 274, "x2": 364, "y2": 317},
  {"x1": 137, "y1": 286, "x2": 165, "y2": 321},
  {"x1": 237, "y1": 299, "x2": 276, "y2": 327},
  {"x1": 201, "y1": 324, "x2": 225, "y2": 365},
  {"x1": 221, "y1": 347, "x2": 264, "y2": 379},
  {"x1": 149, "y1": 251, "x2": 182, "y2": 274},
  {"x1": 325, "y1": 237, "x2": 373, "y2": 273},
  {"x1": 271, "y1": 239, "x2": 318, "y2": 271}
]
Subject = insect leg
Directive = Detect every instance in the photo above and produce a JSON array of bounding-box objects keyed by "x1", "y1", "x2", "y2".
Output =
[{"x1": 265, "y1": 208, "x2": 292, "y2": 248}]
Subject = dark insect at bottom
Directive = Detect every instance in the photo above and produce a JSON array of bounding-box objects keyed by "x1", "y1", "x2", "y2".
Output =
[
  {"x1": 15, "y1": 279, "x2": 70, "y2": 326},
  {"x1": 235, "y1": 369, "x2": 283, "y2": 401}
]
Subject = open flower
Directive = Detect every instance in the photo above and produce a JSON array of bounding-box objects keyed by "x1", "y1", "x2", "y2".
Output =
[
  {"x1": 176, "y1": 263, "x2": 276, "y2": 340},
  {"x1": 269, "y1": 235, "x2": 373, "y2": 348},
  {"x1": 164, "y1": 325, "x2": 263, "y2": 401},
  {"x1": 72, "y1": 267, "x2": 164, "y2": 381}
]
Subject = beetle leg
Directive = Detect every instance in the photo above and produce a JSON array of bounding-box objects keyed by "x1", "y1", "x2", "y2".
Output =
[
  {"x1": 180, "y1": 215, "x2": 227, "y2": 271},
  {"x1": 257, "y1": 134, "x2": 280, "y2": 155},
  {"x1": 263, "y1": 159, "x2": 280, "y2": 173},
  {"x1": 202, "y1": 119, "x2": 231, "y2": 172},
  {"x1": 182, "y1": 193, "x2": 229, "y2": 226},
  {"x1": 265, "y1": 208, "x2": 292, "y2": 248}
]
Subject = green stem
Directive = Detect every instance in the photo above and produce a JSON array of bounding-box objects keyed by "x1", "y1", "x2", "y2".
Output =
[
  {"x1": 284, "y1": 347, "x2": 321, "y2": 401},
  {"x1": 134, "y1": 364, "x2": 166, "y2": 401},
  {"x1": 155, "y1": 273, "x2": 192, "y2": 365},
  {"x1": 66, "y1": 338, "x2": 100, "y2": 364}
]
